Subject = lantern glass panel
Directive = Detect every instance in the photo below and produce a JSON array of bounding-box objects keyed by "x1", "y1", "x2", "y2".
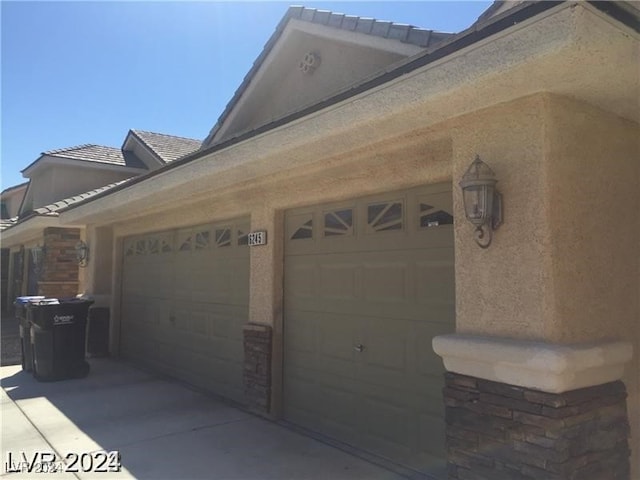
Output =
[{"x1": 463, "y1": 185, "x2": 493, "y2": 225}]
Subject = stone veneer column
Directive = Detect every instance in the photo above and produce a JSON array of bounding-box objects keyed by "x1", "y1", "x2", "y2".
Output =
[
  {"x1": 243, "y1": 323, "x2": 273, "y2": 413},
  {"x1": 39, "y1": 227, "x2": 80, "y2": 298},
  {"x1": 434, "y1": 334, "x2": 633, "y2": 480},
  {"x1": 444, "y1": 374, "x2": 630, "y2": 480}
]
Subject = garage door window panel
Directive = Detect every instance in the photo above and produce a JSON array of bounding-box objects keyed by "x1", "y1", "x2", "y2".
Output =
[
  {"x1": 215, "y1": 227, "x2": 231, "y2": 248},
  {"x1": 367, "y1": 201, "x2": 403, "y2": 232},
  {"x1": 418, "y1": 193, "x2": 454, "y2": 229},
  {"x1": 289, "y1": 213, "x2": 314, "y2": 240},
  {"x1": 323, "y1": 208, "x2": 353, "y2": 237},
  {"x1": 195, "y1": 230, "x2": 211, "y2": 250}
]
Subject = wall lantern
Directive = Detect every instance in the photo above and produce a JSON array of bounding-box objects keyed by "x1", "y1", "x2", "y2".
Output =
[
  {"x1": 31, "y1": 245, "x2": 46, "y2": 275},
  {"x1": 75, "y1": 240, "x2": 89, "y2": 267},
  {"x1": 459, "y1": 155, "x2": 503, "y2": 249},
  {"x1": 16, "y1": 247, "x2": 25, "y2": 275}
]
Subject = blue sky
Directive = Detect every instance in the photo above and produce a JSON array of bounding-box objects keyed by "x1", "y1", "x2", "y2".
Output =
[{"x1": 1, "y1": 1, "x2": 491, "y2": 190}]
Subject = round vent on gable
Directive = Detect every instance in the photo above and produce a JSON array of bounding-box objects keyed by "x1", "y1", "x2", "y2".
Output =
[{"x1": 298, "y1": 52, "x2": 321, "y2": 75}]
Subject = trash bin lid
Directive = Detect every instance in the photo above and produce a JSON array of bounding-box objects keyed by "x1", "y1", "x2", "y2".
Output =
[
  {"x1": 29, "y1": 298, "x2": 60, "y2": 305},
  {"x1": 15, "y1": 296, "x2": 45, "y2": 304}
]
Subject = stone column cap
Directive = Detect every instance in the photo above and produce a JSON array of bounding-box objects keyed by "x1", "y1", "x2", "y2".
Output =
[{"x1": 433, "y1": 334, "x2": 633, "y2": 393}]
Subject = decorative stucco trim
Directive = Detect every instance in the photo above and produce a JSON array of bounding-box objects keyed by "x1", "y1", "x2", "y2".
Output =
[{"x1": 432, "y1": 334, "x2": 633, "y2": 393}]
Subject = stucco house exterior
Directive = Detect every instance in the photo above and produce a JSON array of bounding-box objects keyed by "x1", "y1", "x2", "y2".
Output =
[
  {"x1": 1, "y1": 130, "x2": 200, "y2": 307},
  {"x1": 5, "y1": 1, "x2": 638, "y2": 478}
]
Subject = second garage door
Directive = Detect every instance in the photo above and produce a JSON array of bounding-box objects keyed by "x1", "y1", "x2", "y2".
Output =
[
  {"x1": 284, "y1": 184, "x2": 455, "y2": 475},
  {"x1": 121, "y1": 218, "x2": 250, "y2": 402}
]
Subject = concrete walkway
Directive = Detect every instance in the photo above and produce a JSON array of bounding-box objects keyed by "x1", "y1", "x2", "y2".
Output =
[{"x1": 1, "y1": 358, "x2": 408, "y2": 479}]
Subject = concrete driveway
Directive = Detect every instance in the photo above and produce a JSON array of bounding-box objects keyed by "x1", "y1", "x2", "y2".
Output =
[{"x1": 1, "y1": 358, "x2": 409, "y2": 480}]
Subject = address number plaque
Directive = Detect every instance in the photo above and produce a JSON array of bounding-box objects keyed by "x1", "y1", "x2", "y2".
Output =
[{"x1": 248, "y1": 231, "x2": 267, "y2": 247}]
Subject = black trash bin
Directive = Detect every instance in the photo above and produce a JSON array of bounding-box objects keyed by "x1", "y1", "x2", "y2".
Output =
[
  {"x1": 28, "y1": 298, "x2": 94, "y2": 381},
  {"x1": 14, "y1": 296, "x2": 44, "y2": 372}
]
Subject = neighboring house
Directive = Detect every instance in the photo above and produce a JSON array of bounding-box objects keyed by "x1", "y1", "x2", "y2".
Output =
[
  {"x1": 14, "y1": 2, "x2": 640, "y2": 479},
  {"x1": 1, "y1": 182, "x2": 29, "y2": 308},
  {"x1": 1, "y1": 182, "x2": 28, "y2": 220},
  {"x1": 0, "y1": 131, "x2": 200, "y2": 307}
]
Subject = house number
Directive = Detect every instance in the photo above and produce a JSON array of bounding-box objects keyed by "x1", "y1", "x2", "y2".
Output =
[{"x1": 248, "y1": 231, "x2": 267, "y2": 247}]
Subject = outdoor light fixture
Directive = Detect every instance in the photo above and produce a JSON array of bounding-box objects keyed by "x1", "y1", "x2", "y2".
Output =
[
  {"x1": 16, "y1": 247, "x2": 24, "y2": 275},
  {"x1": 459, "y1": 155, "x2": 503, "y2": 249},
  {"x1": 31, "y1": 245, "x2": 46, "y2": 275},
  {"x1": 75, "y1": 240, "x2": 89, "y2": 267}
]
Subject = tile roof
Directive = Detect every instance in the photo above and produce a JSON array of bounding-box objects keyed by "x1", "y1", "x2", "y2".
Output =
[
  {"x1": 202, "y1": 6, "x2": 454, "y2": 148},
  {"x1": 0, "y1": 217, "x2": 18, "y2": 232},
  {"x1": 31, "y1": 179, "x2": 133, "y2": 216},
  {"x1": 131, "y1": 130, "x2": 201, "y2": 163},
  {"x1": 288, "y1": 6, "x2": 452, "y2": 47},
  {"x1": 44, "y1": 144, "x2": 128, "y2": 166}
]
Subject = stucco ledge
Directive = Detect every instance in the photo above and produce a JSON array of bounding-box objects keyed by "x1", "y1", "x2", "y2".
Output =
[{"x1": 432, "y1": 334, "x2": 633, "y2": 394}]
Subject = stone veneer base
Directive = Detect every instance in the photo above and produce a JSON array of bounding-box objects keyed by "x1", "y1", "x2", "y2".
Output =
[
  {"x1": 444, "y1": 372, "x2": 630, "y2": 480},
  {"x1": 243, "y1": 323, "x2": 272, "y2": 413}
]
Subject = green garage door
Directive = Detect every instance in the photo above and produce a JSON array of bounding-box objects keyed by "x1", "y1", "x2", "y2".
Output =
[
  {"x1": 284, "y1": 184, "x2": 455, "y2": 475},
  {"x1": 121, "y1": 218, "x2": 250, "y2": 402}
]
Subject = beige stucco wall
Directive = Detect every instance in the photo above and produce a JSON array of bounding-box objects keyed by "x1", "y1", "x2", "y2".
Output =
[
  {"x1": 453, "y1": 94, "x2": 550, "y2": 340},
  {"x1": 545, "y1": 96, "x2": 639, "y2": 475},
  {"x1": 452, "y1": 93, "x2": 639, "y2": 476},
  {"x1": 82, "y1": 225, "x2": 113, "y2": 298},
  {"x1": 30, "y1": 164, "x2": 133, "y2": 210}
]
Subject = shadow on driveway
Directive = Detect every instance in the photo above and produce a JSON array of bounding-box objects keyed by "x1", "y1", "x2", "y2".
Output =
[{"x1": 1, "y1": 358, "x2": 407, "y2": 479}]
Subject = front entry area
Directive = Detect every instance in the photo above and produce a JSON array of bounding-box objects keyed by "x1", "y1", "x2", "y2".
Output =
[
  {"x1": 120, "y1": 218, "x2": 250, "y2": 402},
  {"x1": 283, "y1": 183, "x2": 455, "y2": 475}
]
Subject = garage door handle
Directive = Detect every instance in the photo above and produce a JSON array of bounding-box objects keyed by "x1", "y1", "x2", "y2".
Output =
[{"x1": 354, "y1": 344, "x2": 365, "y2": 353}]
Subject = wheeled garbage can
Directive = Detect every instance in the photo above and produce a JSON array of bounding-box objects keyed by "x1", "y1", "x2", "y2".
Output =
[
  {"x1": 14, "y1": 296, "x2": 45, "y2": 372},
  {"x1": 27, "y1": 298, "x2": 94, "y2": 381}
]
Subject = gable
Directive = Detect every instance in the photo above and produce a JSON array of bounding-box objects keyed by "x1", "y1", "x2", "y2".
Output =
[
  {"x1": 204, "y1": 7, "x2": 452, "y2": 147},
  {"x1": 0, "y1": 183, "x2": 28, "y2": 218},
  {"x1": 122, "y1": 130, "x2": 202, "y2": 170}
]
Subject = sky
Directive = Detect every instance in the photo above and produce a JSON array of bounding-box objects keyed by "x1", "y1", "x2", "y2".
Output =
[{"x1": 1, "y1": 1, "x2": 491, "y2": 190}]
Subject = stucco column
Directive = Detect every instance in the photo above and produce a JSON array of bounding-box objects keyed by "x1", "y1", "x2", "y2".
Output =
[
  {"x1": 434, "y1": 94, "x2": 636, "y2": 479},
  {"x1": 82, "y1": 226, "x2": 114, "y2": 300},
  {"x1": 81, "y1": 225, "x2": 114, "y2": 357},
  {"x1": 245, "y1": 206, "x2": 284, "y2": 415}
]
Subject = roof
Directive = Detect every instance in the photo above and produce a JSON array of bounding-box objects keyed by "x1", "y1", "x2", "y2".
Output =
[
  {"x1": 43, "y1": 144, "x2": 128, "y2": 166},
  {"x1": 0, "y1": 217, "x2": 18, "y2": 232},
  {"x1": 30, "y1": 179, "x2": 133, "y2": 216},
  {"x1": 201, "y1": 6, "x2": 453, "y2": 148},
  {"x1": 288, "y1": 6, "x2": 452, "y2": 47},
  {"x1": 1, "y1": 182, "x2": 29, "y2": 196},
  {"x1": 130, "y1": 130, "x2": 201, "y2": 163},
  {"x1": 1, "y1": 177, "x2": 134, "y2": 234}
]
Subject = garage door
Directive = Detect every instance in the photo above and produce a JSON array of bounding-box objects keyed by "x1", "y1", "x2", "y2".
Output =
[
  {"x1": 121, "y1": 218, "x2": 250, "y2": 402},
  {"x1": 284, "y1": 184, "x2": 455, "y2": 475}
]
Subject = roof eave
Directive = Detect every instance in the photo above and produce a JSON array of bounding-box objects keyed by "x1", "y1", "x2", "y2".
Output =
[
  {"x1": 22, "y1": 155, "x2": 147, "y2": 177},
  {"x1": 0, "y1": 214, "x2": 62, "y2": 247}
]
